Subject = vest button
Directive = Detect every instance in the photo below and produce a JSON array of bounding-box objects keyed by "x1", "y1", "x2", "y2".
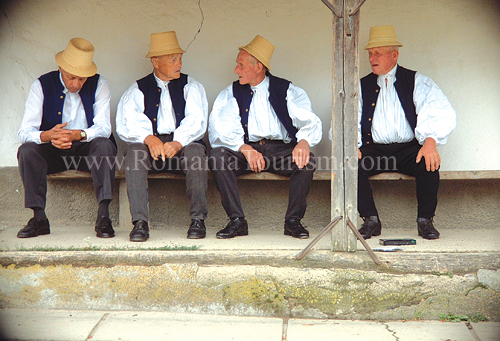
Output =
[
  {"x1": 375, "y1": 89, "x2": 379, "y2": 93},
  {"x1": 154, "y1": 133, "x2": 158, "y2": 136},
  {"x1": 156, "y1": 104, "x2": 159, "y2": 107},
  {"x1": 251, "y1": 92, "x2": 253, "y2": 95},
  {"x1": 367, "y1": 141, "x2": 370, "y2": 144},
  {"x1": 245, "y1": 109, "x2": 249, "y2": 112},
  {"x1": 368, "y1": 118, "x2": 372, "y2": 121},
  {"x1": 60, "y1": 95, "x2": 64, "y2": 99},
  {"x1": 245, "y1": 124, "x2": 247, "y2": 127},
  {"x1": 153, "y1": 118, "x2": 157, "y2": 121},
  {"x1": 368, "y1": 133, "x2": 371, "y2": 136},
  {"x1": 58, "y1": 112, "x2": 62, "y2": 115},
  {"x1": 158, "y1": 89, "x2": 161, "y2": 92},
  {"x1": 371, "y1": 103, "x2": 375, "y2": 106}
]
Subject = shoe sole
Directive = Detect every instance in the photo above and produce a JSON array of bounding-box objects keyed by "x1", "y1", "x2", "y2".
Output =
[
  {"x1": 216, "y1": 231, "x2": 248, "y2": 239},
  {"x1": 130, "y1": 236, "x2": 149, "y2": 242},
  {"x1": 418, "y1": 232, "x2": 440, "y2": 240},
  {"x1": 17, "y1": 229, "x2": 50, "y2": 238},
  {"x1": 96, "y1": 233, "x2": 115, "y2": 238},
  {"x1": 187, "y1": 234, "x2": 206, "y2": 239},
  {"x1": 284, "y1": 230, "x2": 309, "y2": 239}
]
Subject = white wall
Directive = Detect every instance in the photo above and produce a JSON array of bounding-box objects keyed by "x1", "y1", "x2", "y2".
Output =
[{"x1": 1, "y1": 0, "x2": 499, "y2": 171}]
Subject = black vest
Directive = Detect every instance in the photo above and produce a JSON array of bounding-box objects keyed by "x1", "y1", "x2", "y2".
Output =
[
  {"x1": 360, "y1": 65, "x2": 417, "y2": 146},
  {"x1": 136, "y1": 72, "x2": 188, "y2": 136},
  {"x1": 38, "y1": 71, "x2": 99, "y2": 131},
  {"x1": 232, "y1": 72, "x2": 298, "y2": 143}
]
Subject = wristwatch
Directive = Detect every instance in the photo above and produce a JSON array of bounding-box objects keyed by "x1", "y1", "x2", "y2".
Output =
[{"x1": 80, "y1": 130, "x2": 87, "y2": 141}]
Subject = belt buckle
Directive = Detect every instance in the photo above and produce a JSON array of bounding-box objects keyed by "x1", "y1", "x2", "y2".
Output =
[{"x1": 259, "y1": 140, "x2": 266, "y2": 145}]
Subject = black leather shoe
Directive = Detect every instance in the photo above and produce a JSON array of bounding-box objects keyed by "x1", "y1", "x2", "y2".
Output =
[
  {"x1": 417, "y1": 218, "x2": 440, "y2": 240},
  {"x1": 95, "y1": 217, "x2": 115, "y2": 238},
  {"x1": 130, "y1": 220, "x2": 149, "y2": 242},
  {"x1": 17, "y1": 218, "x2": 50, "y2": 238},
  {"x1": 216, "y1": 217, "x2": 248, "y2": 239},
  {"x1": 358, "y1": 216, "x2": 381, "y2": 239},
  {"x1": 187, "y1": 219, "x2": 206, "y2": 239},
  {"x1": 284, "y1": 219, "x2": 309, "y2": 239}
]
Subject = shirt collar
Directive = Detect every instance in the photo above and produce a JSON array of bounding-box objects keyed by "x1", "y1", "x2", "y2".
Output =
[
  {"x1": 251, "y1": 75, "x2": 269, "y2": 91},
  {"x1": 154, "y1": 72, "x2": 170, "y2": 89},
  {"x1": 378, "y1": 64, "x2": 398, "y2": 81}
]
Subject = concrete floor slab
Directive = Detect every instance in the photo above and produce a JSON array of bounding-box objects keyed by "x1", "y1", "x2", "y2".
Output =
[
  {"x1": 287, "y1": 319, "x2": 391, "y2": 341},
  {"x1": 0, "y1": 223, "x2": 498, "y2": 253},
  {"x1": 468, "y1": 322, "x2": 500, "y2": 341},
  {"x1": 0, "y1": 308, "x2": 104, "y2": 341},
  {"x1": 92, "y1": 311, "x2": 283, "y2": 341},
  {"x1": 386, "y1": 321, "x2": 476, "y2": 341}
]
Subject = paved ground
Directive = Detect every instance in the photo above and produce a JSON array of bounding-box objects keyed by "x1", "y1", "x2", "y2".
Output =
[
  {"x1": 0, "y1": 309, "x2": 499, "y2": 341},
  {"x1": 1, "y1": 222, "x2": 499, "y2": 253}
]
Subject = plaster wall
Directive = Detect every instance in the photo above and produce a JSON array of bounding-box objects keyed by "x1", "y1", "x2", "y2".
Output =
[{"x1": 0, "y1": 0, "x2": 499, "y2": 171}]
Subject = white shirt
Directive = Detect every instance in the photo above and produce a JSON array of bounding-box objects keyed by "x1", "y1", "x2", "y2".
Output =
[
  {"x1": 209, "y1": 76, "x2": 322, "y2": 152},
  {"x1": 18, "y1": 72, "x2": 111, "y2": 144},
  {"x1": 357, "y1": 64, "x2": 457, "y2": 147},
  {"x1": 116, "y1": 73, "x2": 208, "y2": 147}
]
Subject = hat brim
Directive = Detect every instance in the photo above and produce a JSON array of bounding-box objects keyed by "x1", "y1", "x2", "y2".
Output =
[
  {"x1": 145, "y1": 47, "x2": 185, "y2": 58},
  {"x1": 364, "y1": 40, "x2": 403, "y2": 50},
  {"x1": 55, "y1": 51, "x2": 97, "y2": 77}
]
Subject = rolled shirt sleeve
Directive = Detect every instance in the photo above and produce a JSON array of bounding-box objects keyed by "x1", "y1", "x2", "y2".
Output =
[
  {"x1": 413, "y1": 73, "x2": 457, "y2": 145},
  {"x1": 208, "y1": 85, "x2": 246, "y2": 152},
  {"x1": 115, "y1": 83, "x2": 153, "y2": 144},
  {"x1": 287, "y1": 83, "x2": 322, "y2": 147},
  {"x1": 84, "y1": 76, "x2": 112, "y2": 141},
  {"x1": 173, "y1": 77, "x2": 208, "y2": 147}
]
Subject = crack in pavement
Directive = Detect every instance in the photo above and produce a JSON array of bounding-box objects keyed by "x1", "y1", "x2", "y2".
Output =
[{"x1": 383, "y1": 322, "x2": 400, "y2": 341}]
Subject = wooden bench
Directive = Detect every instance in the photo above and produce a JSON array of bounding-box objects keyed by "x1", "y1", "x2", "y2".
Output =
[
  {"x1": 47, "y1": 169, "x2": 500, "y2": 227},
  {"x1": 47, "y1": 169, "x2": 500, "y2": 181}
]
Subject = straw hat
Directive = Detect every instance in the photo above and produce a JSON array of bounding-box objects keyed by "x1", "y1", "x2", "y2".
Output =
[
  {"x1": 364, "y1": 25, "x2": 403, "y2": 50},
  {"x1": 55, "y1": 38, "x2": 97, "y2": 77},
  {"x1": 239, "y1": 35, "x2": 274, "y2": 71},
  {"x1": 145, "y1": 31, "x2": 185, "y2": 58}
]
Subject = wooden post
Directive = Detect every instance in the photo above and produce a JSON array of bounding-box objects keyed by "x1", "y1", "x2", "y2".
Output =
[{"x1": 329, "y1": 0, "x2": 364, "y2": 252}]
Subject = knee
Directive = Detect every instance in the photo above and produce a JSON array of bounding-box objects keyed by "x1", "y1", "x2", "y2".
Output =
[
  {"x1": 208, "y1": 147, "x2": 227, "y2": 170},
  {"x1": 17, "y1": 142, "x2": 39, "y2": 160},
  {"x1": 89, "y1": 138, "x2": 117, "y2": 156},
  {"x1": 183, "y1": 142, "x2": 206, "y2": 158},
  {"x1": 307, "y1": 153, "x2": 317, "y2": 171},
  {"x1": 124, "y1": 143, "x2": 149, "y2": 168}
]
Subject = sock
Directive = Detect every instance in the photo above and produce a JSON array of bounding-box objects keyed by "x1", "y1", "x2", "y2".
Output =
[
  {"x1": 33, "y1": 207, "x2": 47, "y2": 221},
  {"x1": 98, "y1": 200, "x2": 111, "y2": 219}
]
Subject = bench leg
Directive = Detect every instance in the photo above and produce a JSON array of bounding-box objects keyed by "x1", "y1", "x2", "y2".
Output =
[{"x1": 119, "y1": 179, "x2": 132, "y2": 229}]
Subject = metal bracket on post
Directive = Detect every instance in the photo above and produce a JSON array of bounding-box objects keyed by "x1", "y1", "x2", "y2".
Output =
[{"x1": 296, "y1": 216, "x2": 342, "y2": 260}]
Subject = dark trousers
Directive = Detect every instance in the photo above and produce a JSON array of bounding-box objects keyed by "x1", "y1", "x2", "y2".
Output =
[
  {"x1": 124, "y1": 135, "x2": 208, "y2": 223},
  {"x1": 358, "y1": 139, "x2": 439, "y2": 219},
  {"x1": 17, "y1": 137, "x2": 117, "y2": 210},
  {"x1": 208, "y1": 140, "x2": 316, "y2": 221}
]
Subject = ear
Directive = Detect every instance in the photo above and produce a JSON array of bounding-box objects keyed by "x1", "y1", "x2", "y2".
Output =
[
  {"x1": 257, "y1": 62, "x2": 265, "y2": 74},
  {"x1": 151, "y1": 57, "x2": 159, "y2": 69},
  {"x1": 392, "y1": 50, "x2": 399, "y2": 62}
]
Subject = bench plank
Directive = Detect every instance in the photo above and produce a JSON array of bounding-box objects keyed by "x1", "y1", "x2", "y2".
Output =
[{"x1": 47, "y1": 170, "x2": 500, "y2": 181}]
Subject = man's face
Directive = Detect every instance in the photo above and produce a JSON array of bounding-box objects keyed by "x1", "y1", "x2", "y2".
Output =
[
  {"x1": 59, "y1": 68, "x2": 88, "y2": 93},
  {"x1": 368, "y1": 47, "x2": 399, "y2": 75},
  {"x1": 234, "y1": 50, "x2": 264, "y2": 86},
  {"x1": 153, "y1": 53, "x2": 183, "y2": 81}
]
